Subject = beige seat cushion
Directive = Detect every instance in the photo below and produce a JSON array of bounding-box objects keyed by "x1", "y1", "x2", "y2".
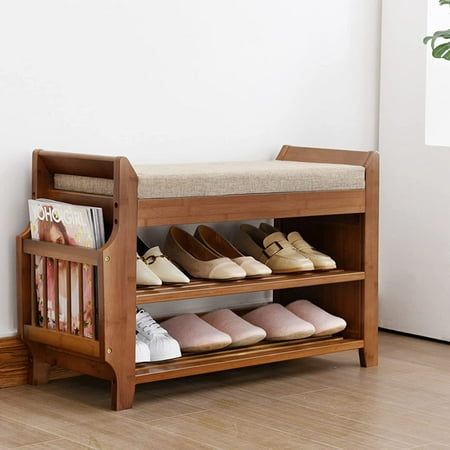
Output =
[{"x1": 54, "y1": 160, "x2": 365, "y2": 199}]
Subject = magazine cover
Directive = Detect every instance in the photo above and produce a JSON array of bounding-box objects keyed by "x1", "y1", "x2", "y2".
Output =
[{"x1": 28, "y1": 199, "x2": 101, "y2": 338}]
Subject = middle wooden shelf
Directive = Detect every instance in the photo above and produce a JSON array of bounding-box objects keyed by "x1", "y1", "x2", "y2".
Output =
[{"x1": 136, "y1": 269, "x2": 365, "y2": 304}]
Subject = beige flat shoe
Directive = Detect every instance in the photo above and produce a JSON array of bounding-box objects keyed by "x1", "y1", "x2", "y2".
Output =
[
  {"x1": 288, "y1": 232, "x2": 337, "y2": 270},
  {"x1": 194, "y1": 225, "x2": 272, "y2": 278},
  {"x1": 163, "y1": 226, "x2": 246, "y2": 281},
  {"x1": 235, "y1": 224, "x2": 314, "y2": 273},
  {"x1": 136, "y1": 254, "x2": 162, "y2": 286},
  {"x1": 142, "y1": 246, "x2": 190, "y2": 284}
]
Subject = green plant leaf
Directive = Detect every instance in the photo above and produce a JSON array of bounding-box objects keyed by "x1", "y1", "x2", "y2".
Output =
[
  {"x1": 424, "y1": 29, "x2": 450, "y2": 59},
  {"x1": 432, "y1": 42, "x2": 450, "y2": 58},
  {"x1": 431, "y1": 30, "x2": 450, "y2": 48},
  {"x1": 439, "y1": 0, "x2": 450, "y2": 6}
]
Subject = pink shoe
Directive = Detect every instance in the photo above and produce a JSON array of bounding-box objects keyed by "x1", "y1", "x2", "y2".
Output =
[
  {"x1": 202, "y1": 309, "x2": 266, "y2": 348},
  {"x1": 160, "y1": 314, "x2": 232, "y2": 353},
  {"x1": 242, "y1": 303, "x2": 315, "y2": 341},
  {"x1": 286, "y1": 300, "x2": 347, "y2": 336}
]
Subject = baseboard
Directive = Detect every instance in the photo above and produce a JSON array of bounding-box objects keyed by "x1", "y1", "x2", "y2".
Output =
[
  {"x1": 379, "y1": 327, "x2": 450, "y2": 344},
  {"x1": 0, "y1": 336, "x2": 77, "y2": 388},
  {"x1": 0, "y1": 337, "x2": 28, "y2": 388}
]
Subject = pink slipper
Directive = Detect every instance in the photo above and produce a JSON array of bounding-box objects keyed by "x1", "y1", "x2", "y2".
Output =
[
  {"x1": 202, "y1": 309, "x2": 267, "y2": 348},
  {"x1": 242, "y1": 303, "x2": 315, "y2": 341},
  {"x1": 286, "y1": 300, "x2": 347, "y2": 336},
  {"x1": 160, "y1": 314, "x2": 232, "y2": 353}
]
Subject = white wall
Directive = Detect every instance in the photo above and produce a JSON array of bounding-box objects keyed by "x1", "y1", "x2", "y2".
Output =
[
  {"x1": 425, "y1": 0, "x2": 450, "y2": 147},
  {"x1": 0, "y1": 0, "x2": 381, "y2": 337},
  {"x1": 379, "y1": 0, "x2": 450, "y2": 341}
]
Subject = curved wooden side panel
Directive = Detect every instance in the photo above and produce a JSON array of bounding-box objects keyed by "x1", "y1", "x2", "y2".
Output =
[
  {"x1": 18, "y1": 150, "x2": 139, "y2": 409},
  {"x1": 16, "y1": 226, "x2": 32, "y2": 341}
]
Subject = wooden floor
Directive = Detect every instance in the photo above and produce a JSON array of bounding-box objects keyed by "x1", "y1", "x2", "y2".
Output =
[{"x1": 0, "y1": 332, "x2": 449, "y2": 450}]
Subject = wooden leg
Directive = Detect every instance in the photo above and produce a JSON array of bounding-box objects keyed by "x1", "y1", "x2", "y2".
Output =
[
  {"x1": 359, "y1": 152, "x2": 379, "y2": 369},
  {"x1": 111, "y1": 376, "x2": 135, "y2": 411},
  {"x1": 28, "y1": 346, "x2": 50, "y2": 386},
  {"x1": 359, "y1": 344, "x2": 378, "y2": 367}
]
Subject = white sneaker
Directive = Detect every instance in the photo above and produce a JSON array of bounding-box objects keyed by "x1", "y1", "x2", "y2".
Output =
[
  {"x1": 135, "y1": 336, "x2": 151, "y2": 363},
  {"x1": 136, "y1": 309, "x2": 182, "y2": 361}
]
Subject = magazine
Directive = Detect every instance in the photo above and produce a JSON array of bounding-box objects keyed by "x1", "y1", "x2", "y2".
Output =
[{"x1": 28, "y1": 199, "x2": 105, "y2": 338}]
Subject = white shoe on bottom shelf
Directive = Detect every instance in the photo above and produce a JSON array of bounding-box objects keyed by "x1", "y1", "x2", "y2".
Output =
[
  {"x1": 136, "y1": 309, "x2": 182, "y2": 361},
  {"x1": 135, "y1": 337, "x2": 151, "y2": 363}
]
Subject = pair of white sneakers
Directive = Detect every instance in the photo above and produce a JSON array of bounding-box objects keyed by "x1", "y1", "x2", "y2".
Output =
[{"x1": 135, "y1": 309, "x2": 182, "y2": 363}]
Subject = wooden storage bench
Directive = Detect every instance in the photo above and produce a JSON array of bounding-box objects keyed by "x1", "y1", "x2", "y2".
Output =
[{"x1": 16, "y1": 145, "x2": 379, "y2": 411}]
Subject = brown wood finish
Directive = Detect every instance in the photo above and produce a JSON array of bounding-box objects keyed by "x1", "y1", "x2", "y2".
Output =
[
  {"x1": 277, "y1": 145, "x2": 372, "y2": 166},
  {"x1": 135, "y1": 338, "x2": 364, "y2": 384},
  {"x1": 136, "y1": 270, "x2": 365, "y2": 304},
  {"x1": 0, "y1": 337, "x2": 28, "y2": 388},
  {"x1": 16, "y1": 145, "x2": 379, "y2": 410},
  {"x1": 23, "y1": 240, "x2": 100, "y2": 266},
  {"x1": 0, "y1": 336, "x2": 79, "y2": 389},
  {"x1": 16, "y1": 227, "x2": 32, "y2": 339},
  {"x1": 97, "y1": 156, "x2": 138, "y2": 410},
  {"x1": 359, "y1": 151, "x2": 379, "y2": 367},
  {"x1": 137, "y1": 189, "x2": 365, "y2": 227},
  {"x1": 24, "y1": 325, "x2": 100, "y2": 358}
]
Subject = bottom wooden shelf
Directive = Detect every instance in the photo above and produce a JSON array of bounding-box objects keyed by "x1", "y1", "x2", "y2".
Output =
[{"x1": 135, "y1": 337, "x2": 364, "y2": 384}]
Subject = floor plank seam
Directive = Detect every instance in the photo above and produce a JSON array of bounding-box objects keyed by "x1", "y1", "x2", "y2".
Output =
[
  {"x1": 0, "y1": 414, "x2": 65, "y2": 444},
  {"x1": 149, "y1": 424, "x2": 224, "y2": 450},
  {"x1": 277, "y1": 400, "x2": 436, "y2": 447},
  {"x1": 119, "y1": 406, "x2": 210, "y2": 424}
]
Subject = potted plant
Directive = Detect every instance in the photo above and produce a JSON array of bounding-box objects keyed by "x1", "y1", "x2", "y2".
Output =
[{"x1": 424, "y1": 0, "x2": 450, "y2": 60}]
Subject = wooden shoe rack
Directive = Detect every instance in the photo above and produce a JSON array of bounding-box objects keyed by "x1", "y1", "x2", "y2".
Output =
[{"x1": 16, "y1": 146, "x2": 379, "y2": 410}]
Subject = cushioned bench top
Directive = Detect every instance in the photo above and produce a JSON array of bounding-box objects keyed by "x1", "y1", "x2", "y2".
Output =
[{"x1": 54, "y1": 160, "x2": 365, "y2": 199}]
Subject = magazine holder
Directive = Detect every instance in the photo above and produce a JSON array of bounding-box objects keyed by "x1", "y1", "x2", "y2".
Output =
[{"x1": 17, "y1": 146, "x2": 379, "y2": 411}]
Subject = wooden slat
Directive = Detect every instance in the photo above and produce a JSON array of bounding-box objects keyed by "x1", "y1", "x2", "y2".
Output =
[
  {"x1": 135, "y1": 338, "x2": 364, "y2": 383},
  {"x1": 24, "y1": 325, "x2": 100, "y2": 358},
  {"x1": 67, "y1": 262, "x2": 72, "y2": 335},
  {"x1": 30, "y1": 255, "x2": 36, "y2": 327},
  {"x1": 90, "y1": 266, "x2": 96, "y2": 339},
  {"x1": 42, "y1": 257, "x2": 48, "y2": 329},
  {"x1": 137, "y1": 190, "x2": 365, "y2": 227},
  {"x1": 79, "y1": 264, "x2": 84, "y2": 337},
  {"x1": 23, "y1": 239, "x2": 100, "y2": 266},
  {"x1": 55, "y1": 259, "x2": 59, "y2": 331},
  {"x1": 36, "y1": 149, "x2": 116, "y2": 179},
  {"x1": 46, "y1": 189, "x2": 114, "y2": 225},
  {"x1": 136, "y1": 270, "x2": 365, "y2": 304},
  {"x1": 16, "y1": 226, "x2": 32, "y2": 340}
]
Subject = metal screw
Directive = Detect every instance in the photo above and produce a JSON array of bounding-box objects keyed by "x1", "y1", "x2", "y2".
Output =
[
  {"x1": 107, "y1": 348, "x2": 112, "y2": 354},
  {"x1": 104, "y1": 256, "x2": 111, "y2": 262}
]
